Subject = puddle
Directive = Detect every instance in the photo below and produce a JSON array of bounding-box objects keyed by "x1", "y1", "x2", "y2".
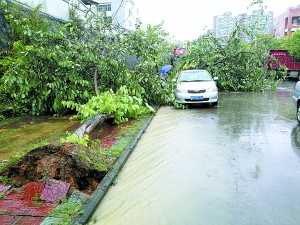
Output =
[{"x1": 0, "y1": 115, "x2": 80, "y2": 161}]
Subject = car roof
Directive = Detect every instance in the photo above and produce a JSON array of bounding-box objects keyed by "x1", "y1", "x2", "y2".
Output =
[{"x1": 181, "y1": 69, "x2": 208, "y2": 72}]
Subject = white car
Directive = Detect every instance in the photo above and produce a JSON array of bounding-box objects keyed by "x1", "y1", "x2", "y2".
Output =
[
  {"x1": 174, "y1": 69, "x2": 218, "y2": 106},
  {"x1": 292, "y1": 81, "x2": 300, "y2": 123}
]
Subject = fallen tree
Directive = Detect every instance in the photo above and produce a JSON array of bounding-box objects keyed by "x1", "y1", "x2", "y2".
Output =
[
  {"x1": 73, "y1": 113, "x2": 114, "y2": 138},
  {"x1": 62, "y1": 85, "x2": 155, "y2": 138}
]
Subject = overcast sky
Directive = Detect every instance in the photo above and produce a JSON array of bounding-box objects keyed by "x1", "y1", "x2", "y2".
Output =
[{"x1": 134, "y1": 0, "x2": 300, "y2": 41}]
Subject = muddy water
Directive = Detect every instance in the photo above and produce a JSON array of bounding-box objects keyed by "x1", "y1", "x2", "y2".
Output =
[
  {"x1": 0, "y1": 115, "x2": 79, "y2": 161},
  {"x1": 92, "y1": 81, "x2": 300, "y2": 225}
]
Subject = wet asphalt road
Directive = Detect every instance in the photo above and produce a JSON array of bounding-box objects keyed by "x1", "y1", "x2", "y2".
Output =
[{"x1": 92, "y1": 80, "x2": 300, "y2": 225}]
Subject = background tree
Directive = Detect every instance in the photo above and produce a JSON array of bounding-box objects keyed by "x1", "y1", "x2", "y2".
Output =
[
  {"x1": 169, "y1": 0, "x2": 282, "y2": 92},
  {"x1": 283, "y1": 29, "x2": 300, "y2": 61},
  {"x1": 0, "y1": 0, "x2": 172, "y2": 118},
  {"x1": 0, "y1": 0, "x2": 289, "y2": 119}
]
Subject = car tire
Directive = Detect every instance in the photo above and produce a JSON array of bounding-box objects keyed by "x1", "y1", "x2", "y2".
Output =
[
  {"x1": 211, "y1": 102, "x2": 218, "y2": 107},
  {"x1": 297, "y1": 102, "x2": 300, "y2": 124},
  {"x1": 275, "y1": 71, "x2": 280, "y2": 80}
]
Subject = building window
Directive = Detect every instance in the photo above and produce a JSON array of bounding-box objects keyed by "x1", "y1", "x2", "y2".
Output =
[
  {"x1": 97, "y1": 4, "x2": 111, "y2": 12},
  {"x1": 285, "y1": 17, "x2": 288, "y2": 29},
  {"x1": 292, "y1": 16, "x2": 300, "y2": 26}
]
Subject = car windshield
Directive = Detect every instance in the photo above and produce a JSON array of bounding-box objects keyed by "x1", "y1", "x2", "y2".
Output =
[{"x1": 179, "y1": 71, "x2": 212, "y2": 82}]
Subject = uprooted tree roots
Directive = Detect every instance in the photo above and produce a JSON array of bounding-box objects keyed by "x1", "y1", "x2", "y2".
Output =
[{"x1": 1, "y1": 142, "x2": 106, "y2": 195}]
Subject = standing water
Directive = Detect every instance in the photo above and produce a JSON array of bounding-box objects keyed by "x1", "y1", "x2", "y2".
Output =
[
  {"x1": 92, "y1": 81, "x2": 300, "y2": 225},
  {"x1": 0, "y1": 115, "x2": 79, "y2": 161}
]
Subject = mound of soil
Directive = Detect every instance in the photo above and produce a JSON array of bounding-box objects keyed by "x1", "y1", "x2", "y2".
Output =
[
  {"x1": 0, "y1": 116, "x2": 137, "y2": 197},
  {"x1": 1, "y1": 142, "x2": 106, "y2": 195}
]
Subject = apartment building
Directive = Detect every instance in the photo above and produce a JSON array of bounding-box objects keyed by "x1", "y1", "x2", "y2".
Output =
[
  {"x1": 95, "y1": 0, "x2": 140, "y2": 30},
  {"x1": 213, "y1": 12, "x2": 235, "y2": 39},
  {"x1": 213, "y1": 10, "x2": 273, "y2": 40},
  {"x1": 249, "y1": 10, "x2": 274, "y2": 33},
  {"x1": 274, "y1": 5, "x2": 300, "y2": 37}
]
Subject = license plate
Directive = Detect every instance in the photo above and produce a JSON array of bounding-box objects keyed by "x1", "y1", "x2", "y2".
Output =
[{"x1": 190, "y1": 96, "x2": 203, "y2": 100}]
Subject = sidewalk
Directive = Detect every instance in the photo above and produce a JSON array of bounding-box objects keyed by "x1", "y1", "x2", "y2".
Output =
[{"x1": 0, "y1": 179, "x2": 87, "y2": 225}]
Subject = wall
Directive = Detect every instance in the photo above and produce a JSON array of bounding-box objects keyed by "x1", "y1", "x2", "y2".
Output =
[
  {"x1": 274, "y1": 7, "x2": 300, "y2": 37},
  {"x1": 96, "y1": 0, "x2": 139, "y2": 30}
]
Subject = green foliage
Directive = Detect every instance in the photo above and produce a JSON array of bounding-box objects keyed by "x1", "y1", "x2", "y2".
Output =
[
  {"x1": 268, "y1": 35, "x2": 287, "y2": 50},
  {"x1": 0, "y1": 139, "x2": 49, "y2": 173},
  {"x1": 59, "y1": 131, "x2": 89, "y2": 147},
  {"x1": 0, "y1": 175, "x2": 9, "y2": 185},
  {"x1": 47, "y1": 198, "x2": 83, "y2": 225},
  {"x1": 63, "y1": 85, "x2": 155, "y2": 124},
  {"x1": 125, "y1": 22, "x2": 175, "y2": 106},
  {"x1": 33, "y1": 193, "x2": 43, "y2": 206},
  {"x1": 283, "y1": 29, "x2": 300, "y2": 61},
  {"x1": 0, "y1": 0, "x2": 288, "y2": 117},
  {"x1": 170, "y1": 0, "x2": 282, "y2": 92},
  {"x1": 72, "y1": 112, "x2": 151, "y2": 172},
  {"x1": 0, "y1": 150, "x2": 26, "y2": 173},
  {"x1": 0, "y1": 1, "x2": 171, "y2": 117},
  {"x1": 0, "y1": 1, "x2": 92, "y2": 116},
  {"x1": 0, "y1": 55, "x2": 13, "y2": 116},
  {"x1": 87, "y1": 216, "x2": 97, "y2": 225}
]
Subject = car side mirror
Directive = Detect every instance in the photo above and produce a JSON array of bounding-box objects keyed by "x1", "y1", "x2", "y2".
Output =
[{"x1": 213, "y1": 77, "x2": 218, "y2": 81}]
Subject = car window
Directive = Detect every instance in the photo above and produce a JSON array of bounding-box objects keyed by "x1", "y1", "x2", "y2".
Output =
[{"x1": 179, "y1": 71, "x2": 212, "y2": 82}]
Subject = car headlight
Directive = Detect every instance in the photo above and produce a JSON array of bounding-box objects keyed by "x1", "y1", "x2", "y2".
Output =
[
  {"x1": 175, "y1": 88, "x2": 187, "y2": 93},
  {"x1": 206, "y1": 85, "x2": 218, "y2": 92}
]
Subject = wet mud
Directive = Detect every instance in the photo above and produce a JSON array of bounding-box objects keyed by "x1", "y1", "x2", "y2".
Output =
[
  {"x1": 0, "y1": 116, "x2": 136, "y2": 195},
  {"x1": 1, "y1": 142, "x2": 106, "y2": 195}
]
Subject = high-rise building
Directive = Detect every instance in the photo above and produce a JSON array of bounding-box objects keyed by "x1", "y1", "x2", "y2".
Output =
[
  {"x1": 213, "y1": 12, "x2": 235, "y2": 39},
  {"x1": 274, "y1": 5, "x2": 300, "y2": 37},
  {"x1": 249, "y1": 10, "x2": 274, "y2": 33},
  {"x1": 213, "y1": 10, "x2": 274, "y2": 40}
]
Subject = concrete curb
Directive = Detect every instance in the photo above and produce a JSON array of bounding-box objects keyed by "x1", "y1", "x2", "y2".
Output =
[{"x1": 72, "y1": 113, "x2": 155, "y2": 225}]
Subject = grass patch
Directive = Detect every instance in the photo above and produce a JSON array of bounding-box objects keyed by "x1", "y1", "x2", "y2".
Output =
[
  {"x1": 0, "y1": 112, "x2": 152, "y2": 224},
  {"x1": 0, "y1": 112, "x2": 151, "y2": 173},
  {"x1": 0, "y1": 139, "x2": 50, "y2": 173},
  {"x1": 46, "y1": 198, "x2": 84, "y2": 225},
  {"x1": 74, "y1": 113, "x2": 151, "y2": 172}
]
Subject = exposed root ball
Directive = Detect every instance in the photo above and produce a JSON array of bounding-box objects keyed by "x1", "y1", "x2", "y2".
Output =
[{"x1": 1, "y1": 142, "x2": 106, "y2": 195}]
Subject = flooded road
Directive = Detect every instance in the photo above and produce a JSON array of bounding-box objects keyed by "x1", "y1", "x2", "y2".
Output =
[{"x1": 92, "y1": 81, "x2": 300, "y2": 225}]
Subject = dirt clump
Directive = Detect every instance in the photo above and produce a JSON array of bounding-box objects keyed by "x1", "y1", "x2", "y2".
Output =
[{"x1": 1, "y1": 142, "x2": 106, "y2": 195}]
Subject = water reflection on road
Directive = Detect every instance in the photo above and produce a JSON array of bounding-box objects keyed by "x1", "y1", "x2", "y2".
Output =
[{"x1": 93, "y1": 81, "x2": 300, "y2": 225}]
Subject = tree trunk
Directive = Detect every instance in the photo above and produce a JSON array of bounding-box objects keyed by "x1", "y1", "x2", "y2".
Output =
[
  {"x1": 94, "y1": 67, "x2": 99, "y2": 96},
  {"x1": 73, "y1": 114, "x2": 114, "y2": 138}
]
